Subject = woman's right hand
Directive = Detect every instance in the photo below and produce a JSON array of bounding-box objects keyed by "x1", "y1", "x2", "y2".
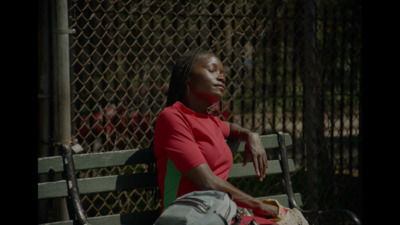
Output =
[{"x1": 252, "y1": 201, "x2": 279, "y2": 218}]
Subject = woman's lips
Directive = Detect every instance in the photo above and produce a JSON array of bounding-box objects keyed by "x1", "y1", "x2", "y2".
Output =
[{"x1": 214, "y1": 84, "x2": 226, "y2": 91}]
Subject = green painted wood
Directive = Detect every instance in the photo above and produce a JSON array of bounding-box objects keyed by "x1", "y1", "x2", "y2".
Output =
[
  {"x1": 38, "y1": 210, "x2": 160, "y2": 225},
  {"x1": 38, "y1": 180, "x2": 68, "y2": 199},
  {"x1": 77, "y1": 173, "x2": 157, "y2": 195},
  {"x1": 87, "y1": 210, "x2": 159, "y2": 225},
  {"x1": 39, "y1": 194, "x2": 301, "y2": 225},
  {"x1": 38, "y1": 173, "x2": 156, "y2": 199},
  {"x1": 38, "y1": 134, "x2": 291, "y2": 174},
  {"x1": 38, "y1": 134, "x2": 296, "y2": 199},
  {"x1": 39, "y1": 158, "x2": 295, "y2": 199},
  {"x1": 73, "y1": 148, "x2": 154, "y2": 171},
  {"x1": 39, "y1": 220, "x2": 73, "y2": 225},
  {"x1": 38, "y1": 148, "x2": 154, "y2": 174},
  {"x1": 228, "y1": 159, "x2": 295, "y2": 178},
  {"x1": 227, "y1": 133, "x2": 292, "y2": 153},
  {"x1": 38, "y1": 133, "x2": 302, "y2": 225},
  {"x1": 38, "y1": 156, "x2": 65, "y2": 174}
]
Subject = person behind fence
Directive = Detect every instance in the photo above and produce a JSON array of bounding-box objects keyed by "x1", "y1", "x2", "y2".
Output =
[{"x1": 152, "y1": 47, "x2": 285, "y2": 222}]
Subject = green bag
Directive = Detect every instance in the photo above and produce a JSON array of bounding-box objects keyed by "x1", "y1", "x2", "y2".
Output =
[{"x1": 154, "y1": 190, "x2": 237, "y2": 225}]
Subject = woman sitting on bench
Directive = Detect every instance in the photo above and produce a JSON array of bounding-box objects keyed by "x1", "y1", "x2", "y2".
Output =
[{"x1": 152, "y1": 48, "x2": 279, "y2": 219}]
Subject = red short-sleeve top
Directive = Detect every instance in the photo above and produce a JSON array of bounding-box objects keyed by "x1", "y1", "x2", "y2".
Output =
[{"x1": 153, "y1": 101, "x2": 233, "y2": 211}]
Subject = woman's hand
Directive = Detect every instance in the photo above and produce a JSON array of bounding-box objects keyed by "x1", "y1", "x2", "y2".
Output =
[
  {"x1": 225, "y1": 122, "x2": 268, "y2": 181},
  {"x1": 252, "y1": 201, "x2": 279, "y2": 217},
  {"x1": 242, "y1": 132, "x2": 268, "y2": 181}
]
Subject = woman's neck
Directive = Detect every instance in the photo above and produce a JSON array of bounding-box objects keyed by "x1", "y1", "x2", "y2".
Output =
[{"x1": 182, "y1": 97, "x2": 213, "y2": 114}]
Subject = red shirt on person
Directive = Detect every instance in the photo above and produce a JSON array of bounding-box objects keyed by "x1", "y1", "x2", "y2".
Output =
[{"x1": 153, "y1": 101, "x2": 233, "y2": 211}]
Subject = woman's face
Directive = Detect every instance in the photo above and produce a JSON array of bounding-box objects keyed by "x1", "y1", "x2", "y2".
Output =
[{"x1": 187, "y1": 54, "x2": 226, "y2": 105}]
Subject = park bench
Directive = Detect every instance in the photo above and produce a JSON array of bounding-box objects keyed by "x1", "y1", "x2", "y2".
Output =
[{"x1": 38, "y1": 132, "x2": 361, "y2": 225}]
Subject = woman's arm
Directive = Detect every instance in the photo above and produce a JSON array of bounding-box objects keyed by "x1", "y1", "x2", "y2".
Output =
[
  {"x1": 183, "y1": 163, "x2": 278, "y2": 217},
  {"x1": 183, "y1": 121, "x2": 276, "y2": 216},
  {"x1": 225, "y1": 122, "x2": 268, "y2": 181}
]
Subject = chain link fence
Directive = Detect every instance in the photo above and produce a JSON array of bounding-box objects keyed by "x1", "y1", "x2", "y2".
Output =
[{"x1": 39, "y1": 0, "x2": 362, "y2": 222}]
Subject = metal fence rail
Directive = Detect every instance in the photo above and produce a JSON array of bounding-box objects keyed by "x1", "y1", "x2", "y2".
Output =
[{"x1": 39, "y1": 0, "x2": 362, "y2": 222}]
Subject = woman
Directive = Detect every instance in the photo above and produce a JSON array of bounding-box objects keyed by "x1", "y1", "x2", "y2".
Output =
[{"x1": 153, "y1": 48, "x2": 279, "y2": 218}]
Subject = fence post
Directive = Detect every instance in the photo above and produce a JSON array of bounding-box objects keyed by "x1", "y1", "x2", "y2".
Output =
[
  {"x1": 300, "y1": 0, "x2": 321, "y2": 211},
  {"x1": 51, "y1": 0, "x2": 74, "y2": 221}
]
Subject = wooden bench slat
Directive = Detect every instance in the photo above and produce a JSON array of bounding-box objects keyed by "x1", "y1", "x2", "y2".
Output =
[
  {"x1": 228, "y1": 159, "x2": 295, "y2": 178},
  {"x1": 39, "y1": 159, "x2": 295, "y2": 198},
  {"x1": 38, "y1": 180, "x2": 68, "y2": 199},
  {"x1": 73, "y1": 148, "x2": 154, "y2": 171},
  {"x1": 77, "y1": 173, "x2": 157, "y2": 195},
  {"x1": 38, "y1": 148, "x2": 154, "y2": 174},
  {"x1": 38, "y1": 134, "x2": 292, "y2": 174},
  {"x1": 227, "y1": 133, "x2": 292, "y2": 153},
  {"x1": 86, "y1": 210, "x2": 159, "y2": 225},
  {"x1": 39, "y1": 220, "x2": 73, "y2": 225},
  {"x1": 38, "y1": 173, "x2": 157, "y2": 199},
  {"x1": 39, "y1": 194, "x2": 301, "y2": 225},
  {"x1": 39, "y1": 210, "x2": 160, "y2": 225},
  {"x1": 38, "y1": 156, "x2": 64, "y2": 174},
  {"x1": 39, "y1": 194, "x2": 302, "y2": 224},
  {"x1": 39, "y1": 133, "x2": 303, "y2": 225}
]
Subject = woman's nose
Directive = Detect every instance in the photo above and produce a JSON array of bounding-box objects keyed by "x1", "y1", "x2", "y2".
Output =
[{"x1": 217, "y1": 71, "x2": 225, "y2": 84}]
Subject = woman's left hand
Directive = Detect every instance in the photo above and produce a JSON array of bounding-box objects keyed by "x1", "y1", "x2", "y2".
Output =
[{"x1": 242, "y1": 132, "x2": 268, "y2": 181}]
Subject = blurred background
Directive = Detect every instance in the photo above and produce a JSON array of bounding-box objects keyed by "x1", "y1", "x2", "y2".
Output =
[{"x1": 38, "y1": 0, "x2": 362, "y2": 223}]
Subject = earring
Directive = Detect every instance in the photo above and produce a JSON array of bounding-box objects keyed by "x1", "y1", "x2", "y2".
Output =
[{"x1": 185, "y1": 85, "x2": 190, "y2": 97}]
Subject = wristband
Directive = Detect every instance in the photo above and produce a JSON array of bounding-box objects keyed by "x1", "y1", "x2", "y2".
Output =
[{"x1": 262, "y1": 199, "x2": 287, "y2": 221}]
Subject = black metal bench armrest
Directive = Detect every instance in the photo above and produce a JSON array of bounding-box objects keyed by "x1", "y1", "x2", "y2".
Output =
[
  {"x1": 276, "y1": 132, "x2": 300, "y2": 209},
  {"x1": 275, "y1": 132, "x2": 361, "y2": 225},
  {"x1": 305, "y1": 209, "x2": 361, "y2": 225},
  {"x1": 61, "y1": 144, "x2": 91, "y2": 225}
]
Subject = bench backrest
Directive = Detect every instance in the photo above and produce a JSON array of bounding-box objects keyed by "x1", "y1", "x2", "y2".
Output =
[
  {"x1": 38, "y1": 133, "x2": 299, "y2": 225},
  {"x1": 38, "y1": 148, "x2": 156, "y2": 199}
]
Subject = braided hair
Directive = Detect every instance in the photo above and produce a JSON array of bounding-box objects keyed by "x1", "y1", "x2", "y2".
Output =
[{"x1": 166, "y1": 47, "x2": 215, "y2": 107}]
